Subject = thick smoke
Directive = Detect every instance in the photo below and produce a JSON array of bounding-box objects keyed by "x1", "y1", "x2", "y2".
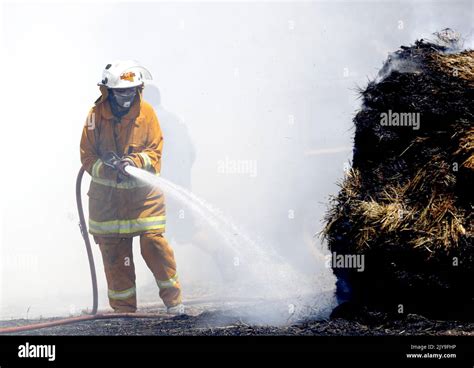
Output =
[{"x1": 0, "y1": 1, "x2": 472, "y2": 325}]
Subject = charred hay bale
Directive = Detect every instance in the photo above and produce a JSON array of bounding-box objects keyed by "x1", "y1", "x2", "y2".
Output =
[{"x1": 323, "y1": 37, "x2": 473, "y2": 320}]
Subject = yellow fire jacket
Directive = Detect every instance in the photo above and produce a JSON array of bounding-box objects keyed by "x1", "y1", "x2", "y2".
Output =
[{"x1": 80, "y1": 86, "x2": 166, "y2": 237}]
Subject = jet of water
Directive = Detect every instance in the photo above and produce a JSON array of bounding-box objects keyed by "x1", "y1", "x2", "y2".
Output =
[{"x1": 126, "y1": 166, "x2": 336, "y2": 324}]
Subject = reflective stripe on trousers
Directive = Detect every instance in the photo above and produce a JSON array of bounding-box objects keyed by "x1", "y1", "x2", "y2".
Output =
[
  {"x1": 156, "y1": 274, "x2": 179, "y2": 289},
  {"x1": 108, "y1": 286, "x2": 136, "y2": 300}
]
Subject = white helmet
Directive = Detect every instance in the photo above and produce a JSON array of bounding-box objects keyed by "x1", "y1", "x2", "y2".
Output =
[{"x1": 99, "y1": 60, "x2": 153, "y2": 89}]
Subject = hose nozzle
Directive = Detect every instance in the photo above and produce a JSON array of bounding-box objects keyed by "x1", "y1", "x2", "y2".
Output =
[{"x1": 102, "y1": 151, "x2": 121, "y2": 169}]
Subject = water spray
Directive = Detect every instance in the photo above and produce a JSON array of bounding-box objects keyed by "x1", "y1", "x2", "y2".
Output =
[{"x1": 0, "y1": 164, "x2": 331, "y2": 334}]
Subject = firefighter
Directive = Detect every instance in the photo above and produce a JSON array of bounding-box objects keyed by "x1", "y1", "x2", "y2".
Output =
[{"x1": 80, "y1": 60, "x2": 184, "y2": 315}]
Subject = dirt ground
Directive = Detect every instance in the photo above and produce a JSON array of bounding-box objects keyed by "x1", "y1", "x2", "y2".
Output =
[{"x1": 1, "y1": 302, "x2": 473, "y2": 336}]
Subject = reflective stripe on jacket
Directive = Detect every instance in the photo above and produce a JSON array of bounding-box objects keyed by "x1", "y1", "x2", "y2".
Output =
[{"x1": 80, "y1": 86, "x2": 166, "y2": 237}]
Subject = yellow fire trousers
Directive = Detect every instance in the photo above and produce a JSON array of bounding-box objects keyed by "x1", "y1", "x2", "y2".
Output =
[{"x1": 95, "y1": 232, "x2": 182, "y2": 312}]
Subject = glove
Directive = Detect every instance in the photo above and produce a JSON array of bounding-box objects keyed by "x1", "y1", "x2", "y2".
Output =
[
  {"x1": 116, "y1": 158, "x2": 135, "y2": 181},
  {"x1": 101, "y1": 152, "x2": 136, "y2": 182},
  {"x1": 102, "y1": 151, "x2": 121, "y2": 170}
]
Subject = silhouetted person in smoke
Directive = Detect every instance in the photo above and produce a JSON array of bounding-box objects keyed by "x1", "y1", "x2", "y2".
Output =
[
  {"x1": 144, "y1": 85, "x2": 235, "y2": 281},
  {"x1": 144, "y1": 85, "x2": 197, "y2": 244}
]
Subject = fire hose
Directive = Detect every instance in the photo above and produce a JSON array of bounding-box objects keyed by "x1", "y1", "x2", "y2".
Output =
[
  {"x1": 76, "y1": 166, "x2": 98, "y2": 316},
  {"x1": 0, "y1": 166, "x2": 253, "y2": 334},
  {"x1": 0, "y1": 312, "x2": 173, "y2": 334},
  {"x1": 0, "y1": 167, "x2": 160, "y2": 334}
]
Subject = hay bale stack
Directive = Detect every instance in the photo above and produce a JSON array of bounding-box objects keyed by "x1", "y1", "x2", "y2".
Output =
[{"x1": 323, "y1": 36, "x2": 473, "y2": 319}]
